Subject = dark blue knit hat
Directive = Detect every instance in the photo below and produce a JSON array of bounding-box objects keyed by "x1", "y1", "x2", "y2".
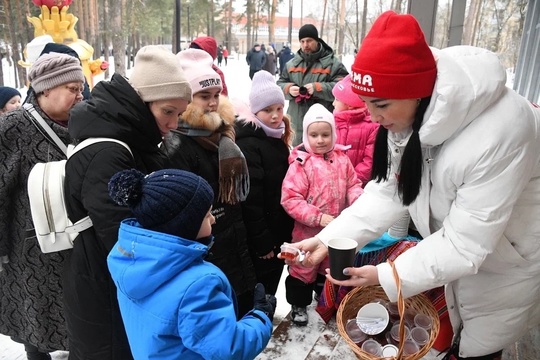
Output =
[
  {"x1": 108, "y1": 169, "x2": 214, "y2": 240},
  {"x1": 0, "y1": 86, "x2": 21, "y2": 109}
]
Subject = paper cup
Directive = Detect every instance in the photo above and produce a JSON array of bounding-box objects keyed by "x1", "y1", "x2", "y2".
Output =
[{"x1": 327, "y1": 237, "x2": 357, "y2": 280}]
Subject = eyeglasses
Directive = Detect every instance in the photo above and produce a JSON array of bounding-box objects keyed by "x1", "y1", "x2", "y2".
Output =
[{"x1": 65, "y1": 85, "x2": 84, "y2": 95}]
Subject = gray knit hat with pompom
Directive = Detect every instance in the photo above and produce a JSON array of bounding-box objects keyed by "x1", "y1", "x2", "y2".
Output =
[
  {"x1": 108, "y1": 169, "x2": 214, "y2": 240},
  {"x1": 28, "y1": 52, "x2": 85, "y2": 93}
]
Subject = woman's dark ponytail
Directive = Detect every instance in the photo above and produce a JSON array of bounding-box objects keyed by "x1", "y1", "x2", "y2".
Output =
[{"x1": 371, "y1": 97, "x2": 431, "y2": 206}]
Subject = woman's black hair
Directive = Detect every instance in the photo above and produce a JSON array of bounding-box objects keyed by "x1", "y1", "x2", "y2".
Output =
[{"x1": 371, "y1": 97, "x2": 431, "y2": 206}]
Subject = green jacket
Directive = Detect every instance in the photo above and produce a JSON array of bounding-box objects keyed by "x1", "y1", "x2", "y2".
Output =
[{"x1": 277, "y1": 39, "x2": 349, "y2": 145}]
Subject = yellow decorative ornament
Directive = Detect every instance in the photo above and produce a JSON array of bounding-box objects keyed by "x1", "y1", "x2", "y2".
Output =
[{"x1": 20, "y1": 3, "x2": 109, "y2": 89}]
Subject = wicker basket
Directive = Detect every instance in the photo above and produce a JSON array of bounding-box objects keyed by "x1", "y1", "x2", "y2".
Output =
[{"x1": 336, "y1": 262, "x2": 440, "y2": 359}]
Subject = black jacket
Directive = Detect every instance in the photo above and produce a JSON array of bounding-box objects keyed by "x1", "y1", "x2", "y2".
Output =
[
  {"x1": 161, "y1": 100, "x2": 257, "y2": 303},
  {"x1": 64, "y1": 74, "x2": 165, "y2": 360},
  {"x1": 234, "y1": 121, "x2": 294, "y2": 276}
]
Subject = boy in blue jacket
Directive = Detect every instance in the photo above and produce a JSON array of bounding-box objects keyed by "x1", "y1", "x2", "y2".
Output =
[{"x1": 107, "y1": 168, "x2": 276, "y2": 360}]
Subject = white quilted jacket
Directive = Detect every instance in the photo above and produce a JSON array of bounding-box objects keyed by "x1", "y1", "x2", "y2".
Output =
[{"x1": 318, "y1": 46, "x2": 540, "y2": 357}]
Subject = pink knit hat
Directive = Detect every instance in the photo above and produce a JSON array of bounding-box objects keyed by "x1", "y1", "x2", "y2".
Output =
[
  {"x1": 249, "y1": 71, "x2": 285, "y2": 113},
  {"x1": 332, "y1": 75, "x2": 365, "y2": 108},
  {"x1": 176, "y1": 49, "x2": 223, "y2": 95},
  {"x1": 302, "y1": 103, "x2": 336, "y2": 153}
]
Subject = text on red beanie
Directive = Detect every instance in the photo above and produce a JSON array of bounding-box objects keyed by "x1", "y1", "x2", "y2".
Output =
[{"x1": 351, "y1": 11, "x2": 437, "y2": 99}]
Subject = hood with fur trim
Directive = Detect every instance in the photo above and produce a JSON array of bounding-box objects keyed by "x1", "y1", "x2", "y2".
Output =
[{"x1": 180, "y1": 95, "x2": 236, "y2": 132}]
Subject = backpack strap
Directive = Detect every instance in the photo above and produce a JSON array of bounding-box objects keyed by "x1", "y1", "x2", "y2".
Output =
[
  {"x1": 64, "y1": 139, "x2": 132, "y2": 234},
  {"x1": 24, "y1": 103, "x2": 68, "y2": 156},
  {"x1": 65, "y1": 215, "x2": 94, "y2": 234},
  {"x1": 67, "y1": 138, "x2": 132, "y2": 159}
]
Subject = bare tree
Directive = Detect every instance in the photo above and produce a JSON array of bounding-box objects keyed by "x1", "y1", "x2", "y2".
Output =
[
  {"x1": 268, "y1": 0, "x2": 277, "y2": 45},
  {"x1": 101, "y1": 0, "x2": 111, "y2": 79},
  {"x1": 110, "y1": 0, "x2": 126, "y2": 77},
  {"x1": 320, "y1": 0, "x2": 328, "y2": 38},
  {"x1": 336, "y1": 0, "x2": 345, "y2": 58},
  {"x1": 4, "y1": 0, "x2": 23, "y2": 87},
  {"x1": 463, "y1": 0, "x2": 482, "y2": 45}
]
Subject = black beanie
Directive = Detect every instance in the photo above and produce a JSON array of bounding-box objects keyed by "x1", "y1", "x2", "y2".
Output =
[
  {"x1": 109, "y1": 169, "x2": 214, "y2": 241},
  {"x1": 0, "y1": 86, "x2": 21, "y2": 109},
  {"x1": 299, "y1": 24, "x2": 319, "y2": 41}
]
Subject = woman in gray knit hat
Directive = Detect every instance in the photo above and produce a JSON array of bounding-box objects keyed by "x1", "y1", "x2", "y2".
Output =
[
  {"x1": 0, "y1": 52, "x2": 85, "y2": 360},
  {"x1": 63, "y1": 45, "x2": 192, "y2": 360}
]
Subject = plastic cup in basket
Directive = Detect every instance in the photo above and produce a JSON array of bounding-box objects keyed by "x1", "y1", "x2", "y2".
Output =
[
  {"x1": 411, "y1": 326, "x2": 430, "y2": 347},
  {"x1": 386, "y1": 301, "x2": 400, "y2": 322},
  {"x1": 279, "y1": 243, "x2": 305, "y2": 262},
  {"x1": 345, "y1": 319, "x2": 368, "y2": 344},
  {"x1": 390, "y1": 322, "x2": 411, "y2": 343},
  {"x1": 414, "y1": 313, "x2": 433, "y2": 331},
  {"x1": 381, "y1": 344, "x2": 399, "y2": 357},
  {"x1": 403, "y1": 339, "x2": 420, "y2": 355},
  {"x1": 361, "y1": 339, "x2": 383, "y2": 356},
  {"x1": 355, "y1": 302, "x2": 389, "y2": 335}
]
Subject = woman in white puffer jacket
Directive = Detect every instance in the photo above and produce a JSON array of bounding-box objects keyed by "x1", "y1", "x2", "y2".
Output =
[{"x1": 284, "y1": 10, "x2": 540, "y2": 360}]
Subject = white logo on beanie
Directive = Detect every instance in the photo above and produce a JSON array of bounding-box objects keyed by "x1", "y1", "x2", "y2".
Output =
[
  {"x1": 351, "y1": 71, "x2": 375, "y2": 93},
  {"x1": 351, "y1": 71, "x2": 373, "y2": 87}
]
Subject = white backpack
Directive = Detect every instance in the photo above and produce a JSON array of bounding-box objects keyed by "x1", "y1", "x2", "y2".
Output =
[{"x1": 25, "y1": 104, "x2": 131, "y2": 253}]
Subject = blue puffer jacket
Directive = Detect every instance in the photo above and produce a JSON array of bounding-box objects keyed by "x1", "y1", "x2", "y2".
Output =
[{"x1": 107, "y1": 219, "x2": 273, "y2": 360}]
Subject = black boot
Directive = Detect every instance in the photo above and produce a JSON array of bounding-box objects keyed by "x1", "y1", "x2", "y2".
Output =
[{"x1": 24, "y1": 344, "x2": 52, "y2": 360}]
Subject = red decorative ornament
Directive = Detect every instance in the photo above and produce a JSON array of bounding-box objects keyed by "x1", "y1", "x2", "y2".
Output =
[{"x1": 32, "y1": 0, "x2": 73, "y2": 9}]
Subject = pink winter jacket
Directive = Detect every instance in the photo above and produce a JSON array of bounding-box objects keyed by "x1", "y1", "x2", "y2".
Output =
[
  {"x1": 281, "y1": 144, "x2": 364, "y2": 243},
  {"x1": 334, "y1": 107, "x2": 379, "y2": 186}
]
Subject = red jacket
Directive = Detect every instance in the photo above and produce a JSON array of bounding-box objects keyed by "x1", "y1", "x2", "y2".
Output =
[
  {"x1": 334, "y1": 107, "x2": 379, "y2": 186},
  {"x1": 190, "y1": 37, "x2": 229, "y2": 96}
]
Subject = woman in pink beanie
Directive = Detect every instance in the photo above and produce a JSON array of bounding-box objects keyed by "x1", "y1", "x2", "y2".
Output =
[{"x1": 282, "y1": 10, "x2": 540, "y2": 360}]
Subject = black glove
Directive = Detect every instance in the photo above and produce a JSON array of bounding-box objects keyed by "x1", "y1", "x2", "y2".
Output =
[{"x1": 253, "y1": 283, "x2": 277, "y2": 322}]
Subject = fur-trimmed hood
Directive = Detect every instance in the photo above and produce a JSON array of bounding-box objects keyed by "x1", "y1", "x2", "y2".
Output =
[{"x1": 180, "y1": 95, "x2": 236, "y2": 132}]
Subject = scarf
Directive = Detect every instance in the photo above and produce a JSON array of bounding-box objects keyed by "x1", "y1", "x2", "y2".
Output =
[
  {"x1": 255, "y1": 117, "x2": 285, "y2": 139},
  {"x1": 176, "y1": 107, "x2": 250, "y2": 205},
  {"x1": 218, "y1": 135, "x2": 250, "y2": 204}
]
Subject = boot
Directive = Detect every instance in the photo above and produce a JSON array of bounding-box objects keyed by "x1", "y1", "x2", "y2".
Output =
[
  {"x1": 24, "y1": 344, "x2": 51, "y2": 360},
  {"x1": 291, "y1": 305, "x2": 308, "y2": 326}
]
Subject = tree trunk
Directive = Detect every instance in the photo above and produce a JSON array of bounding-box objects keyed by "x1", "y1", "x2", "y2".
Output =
[
  {"x1": 269, "y1": 0, "x2": 277, "y2": 45},
  {"x1": 5, "y1": 0, "x2": 22, "y2": 87},
  {"x1": 89, "y1": 0, "x2": 98, "y2": 54},
  {"x1": 101, "y1": 0, "x2": 111, "y2": 79},
  {"x1": 110, "y1": 0, "x2": 126, "y2": 76},
  {"x1": 334, "y1": 0, "x2": 339, "y2": 47},
  {"x1": 78, "y1": 0, "x2": 87, "y2": 43},
  {"x1": 321, "y1": 0, "x2": 328, "y2": 38},
  {"x1": 246, "y1": 0, "x2": 253, "y2": 50},
  {"x1": 361, "y1": 0, "x2": 368, "y2": 42},
  {"x1": 337, "y1": 0, "x2": 346, "y2": 59},
  {"x1": 463, "y1": 0, "x2": 482, "y2": 45}
]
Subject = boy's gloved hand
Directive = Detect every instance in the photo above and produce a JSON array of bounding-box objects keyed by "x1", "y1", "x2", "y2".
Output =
[{"x1": 253, "y1": 283, "x2": 277, "y2": 321}]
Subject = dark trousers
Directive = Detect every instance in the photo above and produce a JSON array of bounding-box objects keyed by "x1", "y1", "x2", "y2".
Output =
[
  {"x1": 11, "y1": 337, "x2": 51, "y2": 360},
  {"x1": 249, "y1": 69, "x2": 260, "y2": 80},
  {"x1": 285, "y1": 273, "x2": 325, "y2": 307}
]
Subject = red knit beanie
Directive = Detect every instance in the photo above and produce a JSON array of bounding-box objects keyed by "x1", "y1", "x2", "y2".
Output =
[{"x1": 351, "y1": 11, "x2": 436, "y2": 99}]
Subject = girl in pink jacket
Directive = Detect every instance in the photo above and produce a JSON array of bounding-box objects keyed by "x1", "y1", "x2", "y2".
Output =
[
  {"x1": 332, "y1": 74, "x2": 379, "y2": 186},
  {"x1": 281, "y1": 103, "x2": 363, "y2": 326}
]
